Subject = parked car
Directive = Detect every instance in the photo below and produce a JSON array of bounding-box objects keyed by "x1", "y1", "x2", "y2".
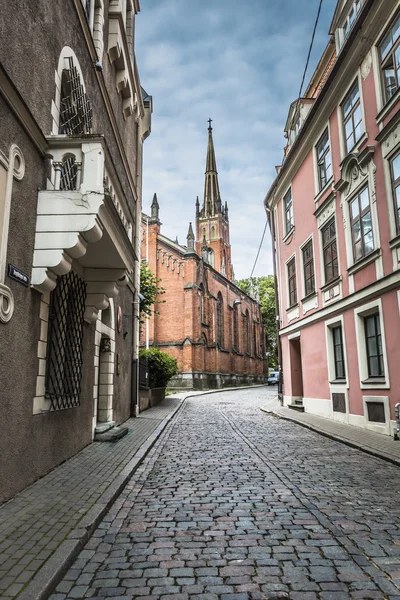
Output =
[{"x1": 266, "y1": 371, "x2": 279, "y2": 386}]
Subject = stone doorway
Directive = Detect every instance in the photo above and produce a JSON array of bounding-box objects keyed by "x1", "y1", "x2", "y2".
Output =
[{"x1": 92, "y1": 299, "x2": 116, "y2": 435}]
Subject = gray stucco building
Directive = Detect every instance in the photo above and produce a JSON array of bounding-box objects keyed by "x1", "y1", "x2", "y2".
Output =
[{"x1": 0, "y1": 0, "x2": 152, "y2": 503}]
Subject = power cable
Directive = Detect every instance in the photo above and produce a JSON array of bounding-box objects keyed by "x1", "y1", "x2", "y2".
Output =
[{"x1": 247, "y1": 0, "x2": 325, "y2": 281}]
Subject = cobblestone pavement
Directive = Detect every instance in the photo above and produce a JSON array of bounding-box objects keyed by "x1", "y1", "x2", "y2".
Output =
[
  {"x1": 0, "y1": 398, "x2": 181, "y2": 599},
  {"x1": 51, "y1": 388, "x2": 400, "y2": 600}
]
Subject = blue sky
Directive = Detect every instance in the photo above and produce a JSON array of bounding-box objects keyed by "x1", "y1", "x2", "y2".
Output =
[{"x1": 136, "y1": 0, "x2": 337, "y2": 280}]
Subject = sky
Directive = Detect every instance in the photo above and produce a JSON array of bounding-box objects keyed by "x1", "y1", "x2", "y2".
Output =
[{"x1": 136, "y1": 0, "x2": 337, "y2": 280}]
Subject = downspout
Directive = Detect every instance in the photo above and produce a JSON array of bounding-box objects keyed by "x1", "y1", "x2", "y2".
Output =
[
  {"x1": 265, "y1": 198, "x2": 283, "y2": 405},
  {"x1": 131, "y1": 122, "x2": 142, "y2": 417}
]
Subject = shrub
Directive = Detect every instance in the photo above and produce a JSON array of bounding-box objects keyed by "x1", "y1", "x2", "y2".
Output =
[{"x1": 139, "y1": 348, "x2": 178, "y2": 389}]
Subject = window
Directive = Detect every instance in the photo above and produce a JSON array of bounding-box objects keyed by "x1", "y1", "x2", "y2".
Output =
[
  {"x1": 350, "y1": 187, "x2": 373, "y2": 262},
  {"x1": 233, "y1": 303, "x2": 239, "y2": 351},
  {"x1": 59, "y1": 57, "x2": 92, "y2": 135},
  {"x1": 343, "y1": 81, "x2": 363, "y2": 152},
  {"x1": 316, "y1": 130, "x2": 332, "y2": 190},
  {"x1": 343, "y1": 0, "x2": 361, "y2": 40},
  {"x1": 379, "y1": 13, "x2": 400, "y2": 104},
  {"x1": 321, "y1": 218, "x2": 338, "y2": 284},
  {"x1": 390, "y1": 151, "x2": 400, "y2": 233},
  {"x1": 217, "y1": 294, "x2": 223, "y2": 347},
  {"x1": 245, "y1": 310, "x2": 250, "y2": 354},
  {"x1": 46, "y1": 271, "x2": 87, "y2": 410},
  {"x1": 364, "y1": 314, "x2": 384, "y2": 377},
  {"x1": 200, "y1": 285, "x2": 205, "y2": 323},
  {"x1": 332, "y1": 326, "x2": 346, "y2": 379},
  {"x1": 302, "y1": 241, "x2": 315, "y2": 297},
  {"x1": 253, "y1": 323, "x2": 257, "y2": 356},
  {"x1": 284, "y1": 189, "x2": 293, "y2": 234},
  {"x1": 287, "y1": 258, "x2": 297, "y2": 307},
  {"x1": 208, "y1": 249, "x2": 214, "y2": 268}
]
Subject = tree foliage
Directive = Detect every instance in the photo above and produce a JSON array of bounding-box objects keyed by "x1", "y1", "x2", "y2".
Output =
[
  {"x1": 237, "y1": 275, "x2": 278, "y2": 369},
  {"x1": 139, "y1": 348, "x2": 178, "y2": 389},
  {"x1": 139, "y1": 263, "x2": 165, "y2": 323}
]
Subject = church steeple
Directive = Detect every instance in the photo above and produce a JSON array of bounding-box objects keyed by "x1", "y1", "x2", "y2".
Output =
[
  {"x1": 195, "y1": 121, "x2": 233, "y2": 281},
  {"x1": 203, "y1": 119, "x2": 222, "y2": 217},
  {"x1": 150, "y1": 192, "x2": 160, "y2": 223}
]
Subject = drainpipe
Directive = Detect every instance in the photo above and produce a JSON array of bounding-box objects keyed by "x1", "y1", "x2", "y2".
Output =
[{"x1": 265, "y1": 200, "x2": 283, "y2": 406}]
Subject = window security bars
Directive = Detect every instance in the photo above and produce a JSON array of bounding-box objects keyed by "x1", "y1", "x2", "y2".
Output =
[
  {"x1": 391, "y1": 151, "x2": 400, "y2": 232},
  {"x1": 364, "y1": 314, "x2": 384, "y2": 378},
  {"x1": 380, "y1": 12, "x2": 400, "y2": 104},
  {"x1": 343, "y1": 82, "x2": 363, "y2": 152},
  {"x1": 332, "y1": 326, "x2": 346, "y2": 379},
  {"x1": 302, "y1": 240, "x2": 315, "y2": 297},
  {"x1": 217, "y1": 294, "x2": 223, "y2": 347},
  {"x1": 60, "y1": 157, "x2": 78, "y2": 191},
  {"x1": 316, "y1": 130, "x2": 332, "y2": 190},
  {"x1": 287, "y1": 258, "x2": 297, "y2": 308},
  {"x1": 45, "y1": 271, "x2": 87, "y2": 410},
  {"x1": 322, "y1": 218, "x2": 338, "y2": 284},
  {"x1": 350, "y1": 187, "x2": 373, "y2": 262},
  {"x1": 59, "y1": 57, "x2": 93, "y2": 135},
  {"x1": 284, "y1": 189, "x2": 293, "y2": 234}
]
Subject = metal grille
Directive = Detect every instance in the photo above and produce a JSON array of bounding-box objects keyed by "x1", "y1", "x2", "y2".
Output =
[
  {"x1": 59, "y1": 57, "x2": 93, "y2": 135},
  {"x1": 60, "y1": 157, "x2": 78, "y2": 191},
  {"x1": 46, "y1": 271, "x2": 87, "y2": 410},
  {"x1": 139, "y1": 358, "x2": 149, "y2": 388}
]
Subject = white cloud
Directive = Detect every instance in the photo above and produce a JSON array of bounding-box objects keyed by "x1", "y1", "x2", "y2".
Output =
[{"x1": 136, "y1": 0, "x2": 336, "y2": 279}]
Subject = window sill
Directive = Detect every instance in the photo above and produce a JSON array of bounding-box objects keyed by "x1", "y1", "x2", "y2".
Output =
[
  {"x1": 361, "y1": 377, "x2": 386, "y2": 385},
  {"x1": 389, "y1": 233, "x2": 400, "y2": 249},
  {"x1": 301, "y1": 291, "x2": 317, "y2": 303},
  {"x1": 286, "y1": 302, "x2": 299, "y2": 312},
  {"x1": 282, "y1": 227, "x2": 295, "y2": 244},
  {"x1": 347, "y1": 248, "x2": 381, "y2": 276},
  {"x1": 376, "y1": 88, "x2": 400, "y2": 125},
  {"x1": 314, "y1": 177, "x2": 334, "y2": 204},
  {"x1": 320, "y1": 276, "x2": 342, "y2": 293},
  {"x1": 329, "y1": 379, "x2": 348, "y2": 386}
]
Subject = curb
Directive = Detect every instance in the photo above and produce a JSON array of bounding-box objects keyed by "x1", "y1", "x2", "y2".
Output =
[
  {"x1": 261, "y1": 407, "x2": 400, "y2": 468},
  {"x1": 18, "y1": 397, "x2": 186, "y2": 600}
]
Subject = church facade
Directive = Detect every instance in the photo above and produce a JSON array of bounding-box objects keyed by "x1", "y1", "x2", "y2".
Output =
[{"x1": 141, "y1": 123, "x2": 267, "y2": 389}]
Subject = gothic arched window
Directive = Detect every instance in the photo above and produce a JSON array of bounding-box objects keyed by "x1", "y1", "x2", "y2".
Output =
[
  {"x1": 246, "y1": 310, "x2": 250, "y2": 354},
  {"x1": 233, "y1": 303, "x2": 239, "y2": 351},
  {"x1": 211, "y1": 226, "x2": 216, "y2": 239},
  {"x1": 217, "y1": 293, "x2": 223, "y2": 348},
  {"x1": 199, "y1": 284, "x2": 205, "y2": 323},
  {"x1": 208, "y1": 249, "x2": 214, "y2": 268},
  {"x1": 253, "y1": 322, "x2": 257, "y2": 356}
]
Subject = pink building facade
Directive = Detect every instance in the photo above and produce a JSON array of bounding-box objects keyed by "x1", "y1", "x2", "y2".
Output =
[{"x1": 266, "y1": 0, "x2": 400, "y2": 436}]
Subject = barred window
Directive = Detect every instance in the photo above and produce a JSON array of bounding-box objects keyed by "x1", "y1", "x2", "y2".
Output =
[{"x1": 45, "y1": 271, "x2": 87, "y2": 410}]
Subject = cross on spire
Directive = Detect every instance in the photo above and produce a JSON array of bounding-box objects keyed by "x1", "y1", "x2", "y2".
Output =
[{"x1": 208, "y1": 118, "x2": 212, "y2": 129}]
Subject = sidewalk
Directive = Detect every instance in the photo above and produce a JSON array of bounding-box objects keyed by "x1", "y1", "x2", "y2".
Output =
[
  {"x1": 262, "y1": 404, "x2": 400, "y2": 466},
  {"x1": 0, "y1": 395, "x2": 186, "y2": 600}
]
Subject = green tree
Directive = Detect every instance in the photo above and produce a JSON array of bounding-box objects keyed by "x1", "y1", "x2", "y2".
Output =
[
  {"x1": 237, "y1": 275, "x2": 277, "y2": 369},
  {"x1": 139, "y1": 263, "x2": 165, "y2": 323},
  {"x1": 139, "y1": 348, "x2": 178, "y2": 388}
]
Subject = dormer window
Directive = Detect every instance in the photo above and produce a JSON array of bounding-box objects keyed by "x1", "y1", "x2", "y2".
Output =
[{"x1": 336, "y1": 1, "x2": 362, "y2": 51}]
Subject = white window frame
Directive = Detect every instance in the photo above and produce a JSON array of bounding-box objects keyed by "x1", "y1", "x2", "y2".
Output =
[
  {"x1": 335, "y1": 0, "x2": 363, "y2": 52},
  {"x1": 325, "y1": 315, "x2": 349, "y2": 388},
  {"x1": 354, "y1": 298, "x2": 390, "y2": 389},
  {"x1": 362, "y1": 395, "x2": 391, "y2": 435},
  {"x1": 314, "y1": 126, "x2": 333, "y2": 196},
  {"x1": 286, "y1": 253, "x2": 298, "y2": 310},
  {"x1": 282, "y1": 186, "x2": 294, "y2": 239},
  {"x1": 340, "y1": 77, "x2": 365, "y2": 157},
  {"x1": 299, "y1": 235, "x2": 316, "y2": 300}
]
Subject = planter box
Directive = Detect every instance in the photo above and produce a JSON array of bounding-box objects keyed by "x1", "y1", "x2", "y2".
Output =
[
  {"x1": 138, "y1": 387, "x2": 165, "y2": 413},
  {"x1": 150, "y1": 387, "x2": 165, "y2": 407}
]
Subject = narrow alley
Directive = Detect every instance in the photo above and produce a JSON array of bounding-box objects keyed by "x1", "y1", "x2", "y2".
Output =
[{"x1": 50, "y1": 388, "x2": 400, "y2": 600}]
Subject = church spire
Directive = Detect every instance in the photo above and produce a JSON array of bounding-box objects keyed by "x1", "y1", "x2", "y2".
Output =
[
  {"x1": 150, "y1": 192, "x2": 160, "y2": 223},
  {"x1": 203, "y1": 119, "x2": 222, "y2": 217}
]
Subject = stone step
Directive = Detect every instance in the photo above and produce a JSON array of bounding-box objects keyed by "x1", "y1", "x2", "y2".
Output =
[
  {"x1": 94, "y1": 421, "x2": 115, "y2": 435},
  {"x1": 288, "y1": 404, "x2": 305, "y2": 413},
  {"x1": 94, "y1": 426, "x2": 129, "y2": 442}
]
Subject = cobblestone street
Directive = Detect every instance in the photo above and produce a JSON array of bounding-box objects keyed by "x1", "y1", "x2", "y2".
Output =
[{"x1": 51, "y1": 388, "x2": 400, "y2": 600}]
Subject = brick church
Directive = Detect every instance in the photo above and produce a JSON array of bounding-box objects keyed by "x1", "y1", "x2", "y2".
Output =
[{"x1": 141, "y1": 123, "x2": 267, "y2": 389}]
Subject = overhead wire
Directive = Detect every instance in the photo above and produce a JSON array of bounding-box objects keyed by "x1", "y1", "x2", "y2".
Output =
[{"x1": 248, "y1": 0, "x2": 324, "y2": 282}]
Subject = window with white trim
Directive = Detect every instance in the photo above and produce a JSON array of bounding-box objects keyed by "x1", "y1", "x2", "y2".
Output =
[
  {"x1": 284, "y1": 188, "x2": 293, "y2": 235},
  {"x1": 379, "y1": 12, "x2": 400, "y2": 104},
  {"x1": 354, "y1": 300, "x2": 389, "y2": 388},
  {"x1": 287, "y1": 258, "x2": 297, "y2": 308},
  {"x1": 302, "y1": 240, "x2": 315, "y2": 297},
  {"x1": 321, "y1": 218, "x2": 338, "y2": 284},
  {"x1": 390, "y1": 150, "x2": 400, "y2": 234},
  {"x1": 316, "y1": 129, "x2": 332, "y2": 190},
  {"x1": 350, "y1": 186, "x2": 373, "y2": 262},
  {"x1": 364, "y1": 314, "x2": 384, "y2": 378},
  {"x1": 342, "y1": 81, "x2": 363, "y2": 153},
  {"x1": 332, "y1": 325, "x2": 346, "y2": 380}
]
